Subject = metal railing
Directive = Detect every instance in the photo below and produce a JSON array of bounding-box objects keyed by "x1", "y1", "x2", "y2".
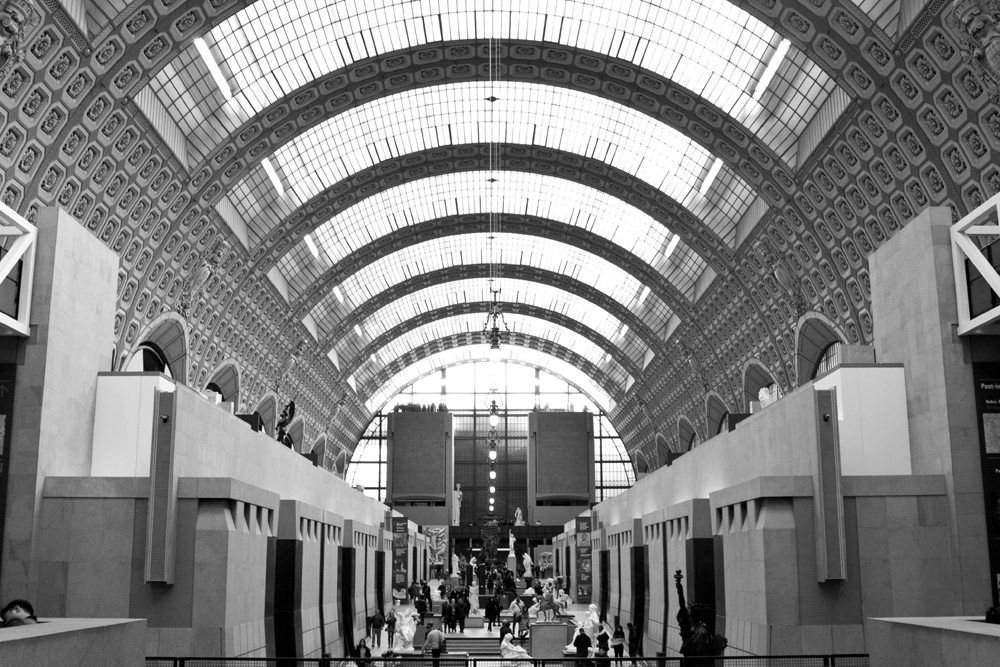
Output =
[{"x1": 147, "y1": 655, "x2": 869, "y2": 667}]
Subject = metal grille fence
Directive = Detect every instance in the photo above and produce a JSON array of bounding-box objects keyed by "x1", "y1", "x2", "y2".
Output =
[{"x1": 146, "y1": 655, "x2": 870, "y2": 667}]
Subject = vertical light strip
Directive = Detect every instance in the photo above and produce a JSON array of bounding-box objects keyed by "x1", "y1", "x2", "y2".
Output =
[
  {"x1": 700, "y1": 158, "x2": 723, "y2": 196},
  {"x1": 304, "y1": 233, "x2": 320, "y2": 258},
  {"x1": 637, "y1": 285, "x2": 650, "y2": 303},
  {"x1": 664, "y1": 235, "x2": 681, "y2": 260},
  {"x1": 262, "y1": 158, "x2": 284, "y2": 196},
  {"x1": 193, "y1": 37, "x2": 233, "y2": 100},
  {"x1": 752, "y1": 39, "x2": 790, "y2": 102},
  {"x1": 332, "y1": 285, "x2": 344, "y2": 303}
]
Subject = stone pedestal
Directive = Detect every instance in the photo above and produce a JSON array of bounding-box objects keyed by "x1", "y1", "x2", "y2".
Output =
[{"x1": 530, "y1": 622, "x2": 574, "y2": 658}]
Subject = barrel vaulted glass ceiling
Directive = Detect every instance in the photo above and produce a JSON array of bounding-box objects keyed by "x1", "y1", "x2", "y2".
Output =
[
  {"x1": 142, "y1": 0, "x2": 846, "y2": 409},
  {"x1": 332, "y1": 278, "x2": 649, "y2": 372},
  {"x1": 366, "y1": 347, "x2": 614, "y2": 414},
  {"x1": 353, "y1": 312, "x2": 631, "y2": 390},
  {"x1": 275, "y1": 171, "x2": 705, "y2": 300},
  {"x1": 228, "y1": 83, "x2": 756, "y2": 249},
  {"x1": 148, "y1": 0, "x2": 838, "y2": 168},
  {"x1": 308, "y1": 233, "x2": 674, "y2": 338}
]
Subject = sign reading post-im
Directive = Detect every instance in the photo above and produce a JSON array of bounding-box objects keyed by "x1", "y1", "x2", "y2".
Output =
[
  {"x1": 575, "y1": 516, "x2": 592, "y2": 603},
  {"x1": 392, "y1": 518, "x2": 409, "y2": 600},
  {"x1": 974, "y1": 370, "x2": 1000, "y2": 607}
]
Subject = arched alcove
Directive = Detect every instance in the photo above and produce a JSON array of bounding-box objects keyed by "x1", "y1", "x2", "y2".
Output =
[
  {"x1": 744, "y1": 360, "x2": 779, "y2": 412},
  {"x1": 125, "y1": 313, "x2": 188, "y2": 384},
  {"x1": 311, "y1": 434, "x2": 328, "y2": 467},
  {"x1": 635, "y1": 451, "x2": 650, "y2": 475},
  {"x1": 287, "y1": 418, "x2": 305, "y2": 452},
  {"x1": 796, "y1": 314, "x2": 844, "y2": 383},
  {"x1": 677, "y1": 418, "x2": 699, "y2": 452},
  {"x1": 204, "y1": 360, "x2": 241, "y2": 405},
  {"x1": 254, "y1": 394, "x2": 278, "y2": 437},
  {"x1": 655, "y1": 432, "x2": 671, "y2": 468},
  {"x1": 705, "y1": 393, "x2": 729, "y2": 437},
  {"x1": 334, "y1": 451, "x2": 348, "y2": 476}
]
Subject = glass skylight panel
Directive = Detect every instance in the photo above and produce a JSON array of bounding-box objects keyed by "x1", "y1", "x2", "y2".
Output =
[
  {"x1": 330, "y1": 278, "x2": 649, "y2": 369},
  {"x1": 229, "y1": 82, "x2": 752, "y2": 252},
  {"x1": 307, "y1": 233, "x2": 674, "y2": 342},
  {"x1": 353, "y1": 313, "x2": 630, "y2": 391},
  {"x1": 367, "y1": 347, "x2": 613, "y2": 413},
  {"x1": 277, "y1": 170, "x2": 707, "y2": 301},
  {"x1": 145, "y1": 0, "x2": 838, "y2": 170}
]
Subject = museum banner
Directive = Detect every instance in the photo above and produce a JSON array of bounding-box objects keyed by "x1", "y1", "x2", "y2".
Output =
[
  {"x1": 575, "y1": 516, "x2": 592, "y2": 603},
  {"x1": 392, "y1": 517, "x2": 409, "y2": 599}
]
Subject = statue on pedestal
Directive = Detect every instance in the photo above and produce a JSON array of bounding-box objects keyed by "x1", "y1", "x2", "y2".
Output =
[
  {"x1": 453, "y1": 484, "x2": 463, "y2": 526},
  {"x1": 451, "y1": 553, "x2": 460, "y2": 577},
  {"x1": 674, "y1": 569, "x2": 727, "y2": 661},
  {"x1": 513, "y1": 506, "x2": 525, "y2": 526},
  {"x1": 508, "y1": 530, "x2": 516, "y2": 552}
]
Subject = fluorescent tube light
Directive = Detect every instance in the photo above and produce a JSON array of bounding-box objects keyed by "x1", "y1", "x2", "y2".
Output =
[
  {"x1": 304, "y1": 234, "x2": 319, "y2": 258},
  {"x1": 262, "y1": 158, "x2": 284, "y2": 197},
  {"x1": 700, "y1": 158, "x2": 722, "y2": 196},
  {"x1": 193, "y1": 37, "x2": 232, "y2": 100},
  {"x1": 752, "y1": 39, "x2": 790, "y2": 102}
]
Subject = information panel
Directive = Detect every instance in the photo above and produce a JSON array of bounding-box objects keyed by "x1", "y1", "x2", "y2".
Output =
[
  {"x1": 575, "y1": 516, "x2": 592, "y2": 603},
  {"x1": 391, "y1": 518, "x2": 409, "y2": 600}
]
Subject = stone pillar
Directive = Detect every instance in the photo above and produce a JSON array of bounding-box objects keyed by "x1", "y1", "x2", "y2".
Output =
[
  {"x1": 869, "y1": 206, "x2": 989, "y2": 613},
  {"x1": 0, "y1": 206, "x2": 117, "y2": 601}
]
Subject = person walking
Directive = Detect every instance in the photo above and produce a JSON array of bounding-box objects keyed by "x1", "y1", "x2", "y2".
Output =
[
  {"x1": 421, "y1": 623, "x2": 445, "y2": 667},
  {"x1": 627, "y1": 622, "x2": 640, "y2": 658},
  {"x1": 455, "y1": 593, "x2": 470, "y2": 633},
  {"x1": 386, "y1": 607, "x2": 397, "y2": 648},
  {"x1": 611, "y1": 624, "x2": 625, "y2": 657},
  {"x1": 370, "y1": 609, "x2": 385, "y2": 647}
]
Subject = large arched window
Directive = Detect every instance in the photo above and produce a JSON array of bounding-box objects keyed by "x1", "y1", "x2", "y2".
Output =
[
  {"x1": 677, "y1": 418, "x2": 699, "y2": 452},
  {"x1": 348, "y1": 361, "x2": 634, "y2": 504},
  {"x1": 744, "y1": 361, "x2": 780, "y2": 411},
  {"x1": 797, "y1": 316, "x2": 843, "y2": 382},
  {"x1": 705, "y1": 394, "x2": 729, "y2": 437},
  {"x1": 125, "y1": 342, "x2": 172, "y2": 377}
]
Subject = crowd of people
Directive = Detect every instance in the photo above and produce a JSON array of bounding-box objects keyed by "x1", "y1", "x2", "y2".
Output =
[{"x1": 354, "y1": 560, "x2": 650, "y2": 664}]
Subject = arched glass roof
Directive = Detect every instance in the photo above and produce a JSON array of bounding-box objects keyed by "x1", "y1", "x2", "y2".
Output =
[
  {"x1": 228, "y1": 82, "x2": 756, "y2": 248},
  {"x1": 355, "y1": 313, "x2": 630, "y2": 391},
  {"x1": 308, "y1": 232, "x2": 674, "y2": 339},
  {"x1": 333, "y1": 277, "x2": 649, "y2": 370},
  {"x1": 278, "y1": 171, "x2": 705, "y2": 300},
  {"x1": 148, "y1": 0, "x2": 838, "y2": 167},
  {"x1": 365, "y1": 348, "x2": 614, "y2": 413}
]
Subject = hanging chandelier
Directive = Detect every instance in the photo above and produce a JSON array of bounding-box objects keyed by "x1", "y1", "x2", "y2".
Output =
[{"x1": 482, "y1": 25, "x2": 510, "y2": 362}]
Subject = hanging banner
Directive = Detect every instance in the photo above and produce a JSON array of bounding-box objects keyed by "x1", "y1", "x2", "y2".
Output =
[
  {"x1": 575, "y1": 516, "x2": 592, "y2": 603},
  {"x1": 391, "y1": 518, "x2": 409, "y2": 600}
]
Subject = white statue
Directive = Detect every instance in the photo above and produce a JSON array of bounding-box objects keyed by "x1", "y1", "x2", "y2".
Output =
[
  {"x1": 451, "y1": 553, "x2": 460, "y2": 576},
  {"x1": 513, "y1": 506, "x2": 525, "y2": 526},
  {"x1": 508, "y1": 529, "x2": 516, "y2": 552},
  {"x1": 585, "y1": 603, "x2": 601, "y2": 643},
  {"x1": 453, "y1": 483, "x2": 463, "y2": 526},
  {"x1": 522, "y1": 551, "x2": 533, "y2": 577},
  {"x1": 395, "y1": 604, "x2": 419, "y2": 650}
]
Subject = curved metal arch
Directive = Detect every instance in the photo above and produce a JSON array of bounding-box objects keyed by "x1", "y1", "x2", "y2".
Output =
[
  {"x1": 292, "y1": 211, "x2": 693, "y2": 326},
  {"x1": 362, "y1": 331, "x2": 624, "y2": 404},
  {"x1": 315, "y1": 264, "x2": 660, "y2": 355},
  {"x1": 256, "y1": 144, "x2": 732, "y2": 293},
  {"x1": 204, "y1": 357, "x2": 242, "y2": 406},
  {"x1": 183, "y1": 40, "x2": 797, "y2": 227},
  {"x1": 166, "y1": 40, "x2": 796, "y2": 205},
  {"x1": 367, "y1": 356, "x2": 613, "y2": 418},
  {"x1": 341, "y1": 301, "x2": 642, "y2": 380}
]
